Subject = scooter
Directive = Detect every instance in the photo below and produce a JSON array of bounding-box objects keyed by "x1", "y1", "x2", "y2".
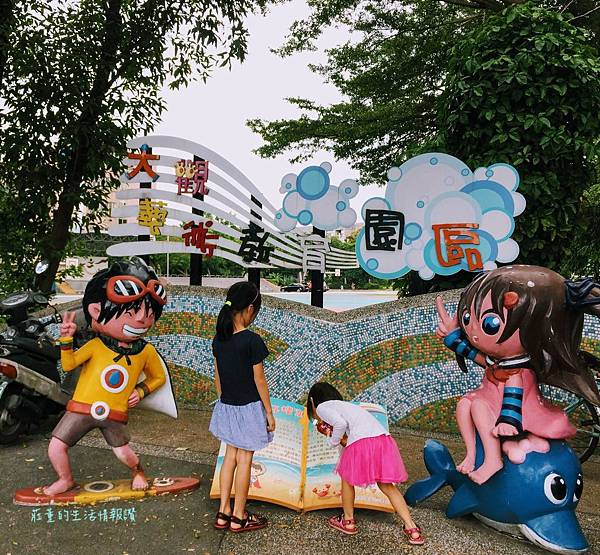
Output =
[{"x1": 0, "y1": 261, "x2": 78, "y2": 443}]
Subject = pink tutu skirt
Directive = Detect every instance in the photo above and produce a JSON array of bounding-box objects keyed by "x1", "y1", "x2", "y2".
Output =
[{"x1": 336, "y1": 434, "x2": 408, "y2": 487}]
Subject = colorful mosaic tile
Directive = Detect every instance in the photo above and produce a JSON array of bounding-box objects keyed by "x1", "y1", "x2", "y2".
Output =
[
  {"x1": 321, "y1": 334, "x2": 452, "y2": 400},
  {"x1": 143, "y1": 292, "x2": 600, "y2": 426},
  {"x1": 51, "y1": 287, "x2": 600, "y2": 430},
  {"x1": 153, "y1": 311, "x2": 289, "y2": 361},
  {"x1": 397, "y1": 397, "x2": 461, "y2": 435},
  {"x1": 169, "y1": 363, "x2": 217, "y2": 407}
]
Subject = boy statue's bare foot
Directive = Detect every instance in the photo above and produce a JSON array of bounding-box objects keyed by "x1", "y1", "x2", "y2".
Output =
[
  {"x1": 40, "y1": 478, "x2": 76, "y2": 496},
  {"x1": 456, "y1": 455, "x2": 475, "y2": 474},
  {"x1": 468, "y1": 459, "x2": 503, "y2": 485},
  {"x1": 131, "y1": 470, "x2": 149, "y2": 491}
]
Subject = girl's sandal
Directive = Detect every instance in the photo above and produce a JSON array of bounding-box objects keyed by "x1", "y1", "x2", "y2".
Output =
[
  {"x1": 213, "y1": 511, "x2": 231, "y2": 530},
  {"x1": 228, "y1": 512, "x2": 268, "y2": 533},
  {"x1": 403, "y1": 524, "x2": 425, "y2": 545},
  {"x1": 328, "y1": 513, "x2": 358, "y2": 535}
]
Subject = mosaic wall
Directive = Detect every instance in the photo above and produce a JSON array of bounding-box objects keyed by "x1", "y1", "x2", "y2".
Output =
[{"x1": 147, "y1": 289, "x2": 600, "y2": 429}]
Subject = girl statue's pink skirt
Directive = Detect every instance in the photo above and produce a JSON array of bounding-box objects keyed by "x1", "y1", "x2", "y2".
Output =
[{"x1": 336, "y1": 434, "x2": 408, "y2": 487}]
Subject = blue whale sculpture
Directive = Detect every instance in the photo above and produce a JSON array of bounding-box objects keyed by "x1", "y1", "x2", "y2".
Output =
[{"x1": 405, "y1": 438, "x2": 588, "y2": 554}]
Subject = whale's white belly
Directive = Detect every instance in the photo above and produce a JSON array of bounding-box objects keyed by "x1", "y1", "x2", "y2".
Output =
[{"x1": 473, "y1": 513, "x2": 588, "y2": 555}]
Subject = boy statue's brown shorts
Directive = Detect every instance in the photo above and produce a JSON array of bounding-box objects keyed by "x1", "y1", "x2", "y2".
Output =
[{"x1": 52, "y1": 411, "x2": 130, "y2": 448}]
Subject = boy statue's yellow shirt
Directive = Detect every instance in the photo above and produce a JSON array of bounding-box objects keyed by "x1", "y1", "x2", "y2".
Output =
[{"x1": 61, "y1": 337, "x2": 166, "y2": 413}]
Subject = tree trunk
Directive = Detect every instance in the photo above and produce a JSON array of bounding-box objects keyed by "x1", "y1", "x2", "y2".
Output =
[
  {"x1": 38, "y1": 0, "x2": 123, "y2": 291},
  {"x1": 0, "y1": 0, "x2": 15, "y2": 91}
]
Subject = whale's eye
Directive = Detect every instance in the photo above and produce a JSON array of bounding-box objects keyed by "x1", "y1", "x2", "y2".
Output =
[
  {"x1": 482, "y1": 315, "x2": 502, "y2": 335},
  {"x1": 574, "y1": 473, "x2": 583, "y2": 502},
  {"x1": 544, "y1": 473, "x2": 567, "y2": 505},
  {"x1": 462, "y1": 312, "x2": 470, "y2": 326}
]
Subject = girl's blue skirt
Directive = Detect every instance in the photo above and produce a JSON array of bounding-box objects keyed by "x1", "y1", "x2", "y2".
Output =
[{"x1": 209, "y1": 399, "x2": 274, "y2": 451}]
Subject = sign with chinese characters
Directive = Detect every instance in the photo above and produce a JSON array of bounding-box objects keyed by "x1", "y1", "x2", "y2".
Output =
[
  {"x1": 238, "y1": 222, "x2": 274, "y2": 264},
  {"x1": 106, "y1": 136, "x2": 358, "y2": 272},
  {"x1": 300, "y1": 234, "x2": 330, "y2": 273},
  {"x1": 137, "y1": 198, "x2": 167, "y2": 236},
  {"x1": 127, "y1": 144, "x2": 159, "y2": 182},
  {"x1": 182, "y1": 220, "x2": 218, "y2": 257},
  {"x1": 175, "y1": 159, "x2": 209, "y2": 196},
  {"x1": 356, "y1": 153, "x2": 525, "y2": 280}
]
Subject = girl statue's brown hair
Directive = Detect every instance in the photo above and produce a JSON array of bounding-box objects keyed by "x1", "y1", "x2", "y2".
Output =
[{"x1": 456, "y1": 265, "x2": 600, "y2": 405}]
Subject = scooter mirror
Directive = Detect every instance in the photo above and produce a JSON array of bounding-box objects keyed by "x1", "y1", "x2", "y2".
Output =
[{"x1": 35, "y1": 260, "x2": 50, "y2": 275}]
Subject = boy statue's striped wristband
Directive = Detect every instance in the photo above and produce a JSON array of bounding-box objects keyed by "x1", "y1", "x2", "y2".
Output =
[
  {"x1": 136, "y1": 383, "x2": 150, "y2": 399},
  {"x1": 495, "y1": 386, "x2": 524, "y2": 433},
  {"x1": 58, "y1": 336, "x2": 74, "y2": 350}
]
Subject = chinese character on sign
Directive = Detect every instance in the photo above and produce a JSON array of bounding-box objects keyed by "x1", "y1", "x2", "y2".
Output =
[
  {"x1": 182, "y1": 220, "x2": 219, "y2": 257},
  {"x1": 109, "y1": 508, "x2": 124, "y2": 522},
  {"x1": 238, "y1": 222, "x2": 273, "y2": 264},
  {"x1": 137, "y1": 198, "x2": 168, "y2": 236},
  {"x1": 175, "y1": 159, "x2": 209, "y2": 196},
  {"x1": 365, "y1": 209, "x2": 405, "y2": 251},
  {"x1": 127, "y1": 143, "x2": 160, "y2": 181},
  {"x1": 300, "y1": 234, "x2": 330, "y2": 273},
  {"x1": 84, "y1": 508, "x2": 97, "y2": 521},
  {"x1": 123, "y1": 508, "x2": 137, "y2": 522},
  {"x1": 432, "y1": 223, "x2": 483, "y2": 271}
]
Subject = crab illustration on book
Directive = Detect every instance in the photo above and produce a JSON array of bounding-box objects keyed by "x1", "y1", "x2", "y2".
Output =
[{"x1": 14, "y1": 257, "x2": 199, "y2": 506}]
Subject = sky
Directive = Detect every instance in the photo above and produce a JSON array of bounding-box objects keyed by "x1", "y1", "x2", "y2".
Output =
[{"x1": 155, "y1": 2, "x2": 383, "y2": 222}]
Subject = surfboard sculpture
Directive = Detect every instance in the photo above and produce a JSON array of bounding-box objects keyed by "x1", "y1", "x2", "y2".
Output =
[{"x1": 14, "y1": 476, "x2": 199, "y2": 506}]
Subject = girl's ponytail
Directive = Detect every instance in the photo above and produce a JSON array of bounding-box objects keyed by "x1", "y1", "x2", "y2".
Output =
[
  {"x1": 216, "y1": 301, "x2": 234, "y2": 341},
  {"x1": 215, "y1": 281, "x2": 261, "y2": 341}
]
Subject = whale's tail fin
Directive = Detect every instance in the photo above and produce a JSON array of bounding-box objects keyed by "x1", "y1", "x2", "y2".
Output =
[{"x1": 405, "y1": 439, "x2": 456, "y2": 506}]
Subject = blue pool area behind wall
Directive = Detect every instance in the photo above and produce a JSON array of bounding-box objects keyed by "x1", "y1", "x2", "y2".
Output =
[{"x1": 265, "y1": 291, "x2": 398, "y2": 311}]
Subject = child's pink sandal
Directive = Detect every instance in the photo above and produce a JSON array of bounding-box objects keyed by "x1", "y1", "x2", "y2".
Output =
[
  {"x1": 328, "y1": 513, "x2": 358, "y2": 535},
  {"x1": 403, "y1": 524, "x2": 425, "y2": 545}
]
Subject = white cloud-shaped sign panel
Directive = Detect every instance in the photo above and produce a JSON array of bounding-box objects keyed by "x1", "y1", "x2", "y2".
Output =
[
  {"x1": 356, "y1": 153, "x2": 525, "y2": 280},
  {"x1": 274, "y1": 162, "x2": 359, "y2": 231}
]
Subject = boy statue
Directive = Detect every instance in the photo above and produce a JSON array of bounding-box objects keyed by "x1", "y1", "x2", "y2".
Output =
[{"x1": 42, "y1": 257, "x2": 176, "y2": 495}]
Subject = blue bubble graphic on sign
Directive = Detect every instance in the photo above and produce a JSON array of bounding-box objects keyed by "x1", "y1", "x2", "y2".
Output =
[
  {"x1": 274, "y1": 162, "x2": 359, "y2": 232},
  {"x1": 356, "y1": 153, "x2": 525, "y2": 280}
]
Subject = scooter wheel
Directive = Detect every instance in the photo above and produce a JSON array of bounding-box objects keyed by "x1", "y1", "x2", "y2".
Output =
[{"x1": 0, "y1": 384, "x2": 25, "y2": 444}]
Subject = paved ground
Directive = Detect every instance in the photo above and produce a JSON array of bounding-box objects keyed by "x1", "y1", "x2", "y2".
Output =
[{"x1": 1, "y1": 409, "x2": 600, "y2": 555}]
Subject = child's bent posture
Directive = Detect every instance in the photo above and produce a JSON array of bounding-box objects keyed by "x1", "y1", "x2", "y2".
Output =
[{"x1": 307, "y1": 382, "x2": 424, "y2": 545}]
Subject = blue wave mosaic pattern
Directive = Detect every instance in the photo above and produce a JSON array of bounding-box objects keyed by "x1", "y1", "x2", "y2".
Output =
[{"x1": 146, "y1": 294, "x2": 600, "y2": 424}]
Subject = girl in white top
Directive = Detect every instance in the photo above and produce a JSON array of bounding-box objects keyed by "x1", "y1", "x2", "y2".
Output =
[{"x1": 307, "y1": 382, "x2": 424, "y2": 545}]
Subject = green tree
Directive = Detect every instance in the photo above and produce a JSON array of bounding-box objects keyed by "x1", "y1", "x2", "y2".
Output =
[
  {"x1": 249, "y1": 0, "x2": 599, "y2": 184},
  {"x1": 0, "y1": 0, "x2": 265, "y2": 294},
  {"x1": 439, "y1": 3, "x2": 600, "y2": 270},
  {"x1": 248, "y1": 0, "x2": 600, "y2": 289},
  {"x1": 561, "y1": 173, "x2": 600, "y2": 278},
  {"x1": 0, "y1": 0, "x2": 17, "y2": 90}
]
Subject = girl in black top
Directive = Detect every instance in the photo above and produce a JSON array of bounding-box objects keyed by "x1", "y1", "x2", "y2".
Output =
[{"x1": 209, "y1": 281, "x2": 275, "y2": 533}]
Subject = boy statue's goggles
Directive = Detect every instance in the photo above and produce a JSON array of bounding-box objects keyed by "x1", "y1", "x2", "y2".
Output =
[{"x1": 106, "y1": 275, "x2": 167, "y2": 306}]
